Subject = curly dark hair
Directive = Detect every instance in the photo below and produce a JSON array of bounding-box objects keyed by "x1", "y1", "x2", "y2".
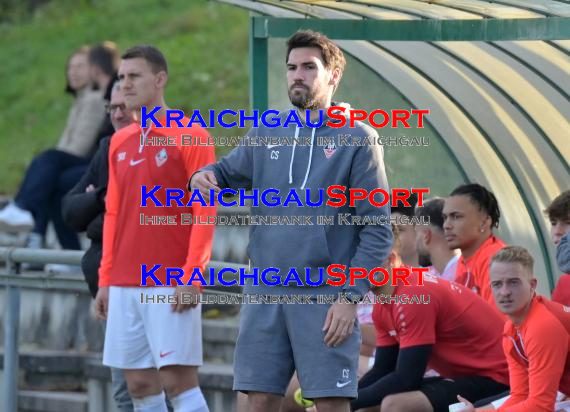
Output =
[{"x1": 450, "y1": 183, "x2": 501, "y2": 229}]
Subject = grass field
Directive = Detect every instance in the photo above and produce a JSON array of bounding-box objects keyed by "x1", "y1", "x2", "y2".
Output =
[{"x1": 0, "y1": 0, "x2": 250, "y2": 194}]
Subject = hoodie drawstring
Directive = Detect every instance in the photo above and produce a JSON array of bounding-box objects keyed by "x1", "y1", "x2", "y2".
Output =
[
  {"x1": 288, "y1": 126, "x2": 299, "y2": 184},
  {"x1": 301, "y1": 127, "x2": 316, "y2": 190},
  {"x1": 288, "y1": 126, "x2": 316, "y2": 190}
]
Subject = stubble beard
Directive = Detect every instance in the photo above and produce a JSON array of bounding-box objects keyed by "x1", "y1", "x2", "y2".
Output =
[{"x1": 288, "y1": 84, "x2": 322, "y2": 110}]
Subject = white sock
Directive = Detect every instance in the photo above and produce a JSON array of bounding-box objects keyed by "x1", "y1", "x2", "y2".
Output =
[
  {"x1": 132, "y1": 391, "x2": 168, "y2": 412},
  {"x1": 170, "y1": 387, "x2": 209, "y2": 412}
]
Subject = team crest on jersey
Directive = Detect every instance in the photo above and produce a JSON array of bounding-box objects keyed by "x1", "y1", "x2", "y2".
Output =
[
  {"x1": 155, "y1": 148, "x2": 168, "y2": 167},
  {"x1": 324, "y1": 143, "x2": 336, "y2": 159}
]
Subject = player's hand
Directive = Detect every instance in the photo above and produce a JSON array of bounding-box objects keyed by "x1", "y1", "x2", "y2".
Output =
[
  {"x1": 86, "y1": 184, "x2": 95, "y2": 193},
  {"x1": 322, "y1": 300, "x2": 357, "y2": 347},
  {"x1": 455, "y1": 395, "x2": 476, "y2": 411},
  {"x1": 189, "y1": 171, "x2": 220, "y2": 202},
  {"x1": 94, "y1": 286, "x2": 109, "y2": 320},
  {"x1": 172, "y1": 284, "x2": 200, "y2": 312}
]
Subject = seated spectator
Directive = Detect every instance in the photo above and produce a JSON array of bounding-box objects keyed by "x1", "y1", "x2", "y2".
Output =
[
  {"x1": 443, "y1": 183, "x2": 506, "y2": 308},
  {"x1": 0, "y1": 45, "x2": 107, "y2": 254},
  {"x1": 546, "y1": 190, "x2": 570, "y2": 305},
  {"x1": 415, "y1": 197, "x2": 460, "y2": 281},
  {"x1": 457, "y1": 246, "x2": 570, "y2": 411},
  {"x1": 45, "y1": 42, "x2": 120, "y2": 275},
  {"x1": 351, "y1": 225, "x2": 509, "y2": 412},
  {"x1": 392, "y1": 193, "x2": 422, "y2": 267}
]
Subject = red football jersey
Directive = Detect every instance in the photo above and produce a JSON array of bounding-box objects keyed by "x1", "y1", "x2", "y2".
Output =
[
  {"x1": 99, "y1": 117, "x2": 216, "y2": 287},
  {"x1": 455, "y1": 235, "x2": 506, "y2": 308},
  {"x1": 552, "y1": 274, "x2": 570, "y2": 306},
  {"x1": 373, "y1": 270, "x2": 509, "y2": 385}
]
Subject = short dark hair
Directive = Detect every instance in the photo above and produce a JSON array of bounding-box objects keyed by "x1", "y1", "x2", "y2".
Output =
[
  {"x1": 286, "y1": 30, "x2": 346, "y2": 77},
  {"x1": 545, "y1": 190, "x2": 570, "y2": 222},
  {"x1": 391, "y1": 192, "x2": 418, "y2": 219},
  {"x1": 122, "y1": 45, "x2": 168, "y2": 74},
  {"x1": 415, "y1": 197, "x2": 445, "y2": 231},
  {"x1": 89, "y1": 41, "x2": 120, "y2": 77},
  {"x1": 450, "y1": 183, "x2": 501, "y2": 229}
]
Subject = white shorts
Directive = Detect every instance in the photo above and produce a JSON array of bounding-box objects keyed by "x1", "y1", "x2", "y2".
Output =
[{"x1": 103, "y1": 286, "x2": 203, "y2": 369}]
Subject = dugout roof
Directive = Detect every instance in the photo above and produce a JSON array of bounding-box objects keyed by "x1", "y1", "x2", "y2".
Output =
[{"x1": 217, "y1": 0, "x2": 570, "y2": 295}]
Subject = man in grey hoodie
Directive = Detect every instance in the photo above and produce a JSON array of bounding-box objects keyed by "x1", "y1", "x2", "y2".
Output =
[{"x1": 191, "y1": 30, "x2": 393, "y2": 412}]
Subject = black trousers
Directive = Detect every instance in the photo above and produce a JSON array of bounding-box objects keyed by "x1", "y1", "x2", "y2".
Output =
[{"x1": 16, "y1": 149, "x2": 87, "y2": 250}]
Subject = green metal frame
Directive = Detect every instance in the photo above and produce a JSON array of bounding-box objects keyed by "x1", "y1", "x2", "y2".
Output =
[
  {"x1": 250, "y1": 16, "x2": 570, "y2": 111},
  {"x1": 250, "y1": 17, "x2": 269, "y2": 115},
  {"x1": 248, "y1": 14, "x2": 570, "y2": 289}
]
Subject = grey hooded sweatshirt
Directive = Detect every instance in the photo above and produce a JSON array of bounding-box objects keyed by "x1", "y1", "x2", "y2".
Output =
[
  {"x1": 558, "y1": 233, "x2": 570, "y2": 273},
  {"x1": 203, "y1": 104, "x2": 393, "y2": 299}
]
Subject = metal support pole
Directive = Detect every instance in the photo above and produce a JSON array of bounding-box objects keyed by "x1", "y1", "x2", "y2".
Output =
[
  {"x1": 0, "y1": 245, "x2": 247, "y2": 412},
  {"x1": 249, "y1": 15, "x2": 268, "y2": 112},
  {"x1": 3, "y1": 249, "x2": 20, "y2": 412}
]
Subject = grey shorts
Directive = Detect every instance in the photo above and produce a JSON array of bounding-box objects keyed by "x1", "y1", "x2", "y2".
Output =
[{"x1": 233, "y1": 299, "x2": 360, "y2": 399}]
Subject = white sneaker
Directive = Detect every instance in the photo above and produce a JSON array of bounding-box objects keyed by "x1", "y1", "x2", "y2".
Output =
[
  {"x1": 44, "y1": 263, "x2": 81, "y2": 274},
  {"x1": 0, "y1": 202, "x2": 34, "y2": 229}
]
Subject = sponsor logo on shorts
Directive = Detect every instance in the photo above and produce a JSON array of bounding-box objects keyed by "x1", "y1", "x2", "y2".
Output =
[
  {"x1": 159, "y1": 350, "x2": 175, "y2": 358},
  {"x1": 336, "y1": 368, "x2": 352, "y2": 388}
]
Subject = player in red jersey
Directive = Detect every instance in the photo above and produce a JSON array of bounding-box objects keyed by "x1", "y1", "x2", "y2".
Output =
[
  {"x1": 95, "y1": 45, "x2": 215, "y2": 412},
  {"x1": 443, "y1": 183, "x2": 506, "y2": 308},
  {"x1": 351, "y1": 225, "x2": 509, "y2": 412},
  {"x1": 457, "y1": 246, "x2": 570, "y2": 412}
]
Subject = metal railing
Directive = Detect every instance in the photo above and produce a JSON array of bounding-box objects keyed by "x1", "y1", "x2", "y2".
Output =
[{"x1": 0, "y1": 246, "x2": 247, "y2": 412}]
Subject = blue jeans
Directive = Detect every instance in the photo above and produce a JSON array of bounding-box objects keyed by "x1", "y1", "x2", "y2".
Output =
[{"x1": 16, "y1": 148, "x2": 87, "y2": 249}]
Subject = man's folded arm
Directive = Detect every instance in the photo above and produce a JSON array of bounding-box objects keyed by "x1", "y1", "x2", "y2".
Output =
[{"x1": 351, "y1": 344, "x2": 432, "y2": 410}]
